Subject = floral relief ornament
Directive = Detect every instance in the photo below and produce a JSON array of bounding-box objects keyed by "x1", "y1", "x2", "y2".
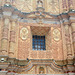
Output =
[{"x1": 20, "y1": 27, "x2": 28, "y2": 40}]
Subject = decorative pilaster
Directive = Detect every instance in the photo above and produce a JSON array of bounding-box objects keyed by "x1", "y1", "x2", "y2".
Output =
[
  {"x1": 0, "y1": 18, "x2": 2, "y2": 53},
  {"x1": 71, "y1": 23, "x2": 75, "y2": 55},
  {"x1": 1, "y1": 18, "x2": 10, "y2": 56},
  {"x1": 64, "y1": 24, "x2": 72, "y2": 59},
  {"x1": 9, "y1": 20, "x2": 16, "y2": 58},
  {"x1": 64, "y1": 24, "x2": 75, "y2": 74}
]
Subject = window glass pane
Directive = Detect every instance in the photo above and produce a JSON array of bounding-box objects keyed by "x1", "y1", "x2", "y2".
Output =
[{"x1": 38, "y1": 45, "x2": 41, "y2": 48}]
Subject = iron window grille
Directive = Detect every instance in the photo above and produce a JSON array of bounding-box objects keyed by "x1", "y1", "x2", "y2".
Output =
[{"x1": 32, "y1": 35, "x2": 46, "y2": 50}]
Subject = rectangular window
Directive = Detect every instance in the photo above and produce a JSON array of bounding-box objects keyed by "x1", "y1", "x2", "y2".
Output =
[{"x1": 32, "y1": 35, "x2": 46, "y2": 50}]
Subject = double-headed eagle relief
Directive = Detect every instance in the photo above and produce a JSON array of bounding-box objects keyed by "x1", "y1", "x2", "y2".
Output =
[
  {"x1": 47, "y1": 0, "x2": 59, "y2": 14},
  {"x1": 13, "y1": 0, "x2": 33, "y2": 12}
]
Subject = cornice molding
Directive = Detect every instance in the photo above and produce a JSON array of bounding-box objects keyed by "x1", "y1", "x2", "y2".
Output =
[{"x1": 0, "y1": 4, "x2": 75, "y2": 25}]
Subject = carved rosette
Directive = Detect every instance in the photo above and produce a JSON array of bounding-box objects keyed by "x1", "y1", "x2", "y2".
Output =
[
  {"x1": 53, "y1": 29, "x2": 61, "y2": 41},
  {"x1": 20, "y1": 27, "x2": 28, "y2": 40}
]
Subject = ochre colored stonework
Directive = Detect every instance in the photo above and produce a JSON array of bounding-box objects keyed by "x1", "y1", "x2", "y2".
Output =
[
  {"x1": 0, "y1": 0, "x2": 75, "y2": 14},
  {"x1": 18, "y1": 22, "x2": 63, "y2": 60},
  {"x1": 18, "y1": 23, "x2": 31, "y2": 59},
  {"x1": 0, "y1": 0, "x2": 75, "y2": 75}
]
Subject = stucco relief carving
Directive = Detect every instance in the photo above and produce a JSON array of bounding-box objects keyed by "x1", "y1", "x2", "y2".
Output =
[
  {"x1": 37, "y1": 0, "x2": 44, "y2": 7},
  {"x1": 20, "y1": 27, "x2": 28, "y2": 40},
  {"x1": 47, "y1": 0, "x2": 59, "y2": 14},
  {"x1": 13, "y1": 0, "x2": 33, "y2": 12},
  {"x1": 53, "y1": 29, "x2": 61, "y2": 41}
]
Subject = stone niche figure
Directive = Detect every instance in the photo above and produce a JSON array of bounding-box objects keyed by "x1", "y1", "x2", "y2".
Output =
[
  {"x1": 37, "y1": 0, "x2": 43, "y2": 7},
  {"x1": 39, "y1": 67, "x2": 44, "y2": 74}
]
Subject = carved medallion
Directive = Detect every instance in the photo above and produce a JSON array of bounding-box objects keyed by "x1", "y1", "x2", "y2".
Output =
[
  {"x1": 53, "y1": 29, "x2": 61, "y2": 41},
  {"x1": 13, "y1": 0, "x2": 33, "y2": 12},
  {"x1": 20, "y1": 27, "x2": 28, "y2": 40}
]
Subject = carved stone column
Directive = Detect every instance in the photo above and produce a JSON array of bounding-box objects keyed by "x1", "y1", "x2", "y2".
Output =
[
  {"x1": 64, "y1": 24, "x2": 72, "y2": 58},
  {"x1": 1, "y1": 18, "x2": 10, "y2": 56},
  {"x1": 64, "y1": 24, "x2": 75, "y2": 74},
  {"x1": 0, "y1": 18, "x2": 2, "y2": 53},
  {"x1": 71, "y1": 23, "x2": 75, "y2": 55},
  {"x1": 9, "y1": 20, "x2": 16, "y2": 58}
]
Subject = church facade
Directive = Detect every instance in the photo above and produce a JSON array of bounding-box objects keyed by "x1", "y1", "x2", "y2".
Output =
[{"x1": 0, "y1": 0, "x2": 75, "y2": 75}]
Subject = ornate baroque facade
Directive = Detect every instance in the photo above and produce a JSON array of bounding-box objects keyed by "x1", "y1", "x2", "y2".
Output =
[{"x1": 0, "y1": 0, "x2": 75, "y2": 75}]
